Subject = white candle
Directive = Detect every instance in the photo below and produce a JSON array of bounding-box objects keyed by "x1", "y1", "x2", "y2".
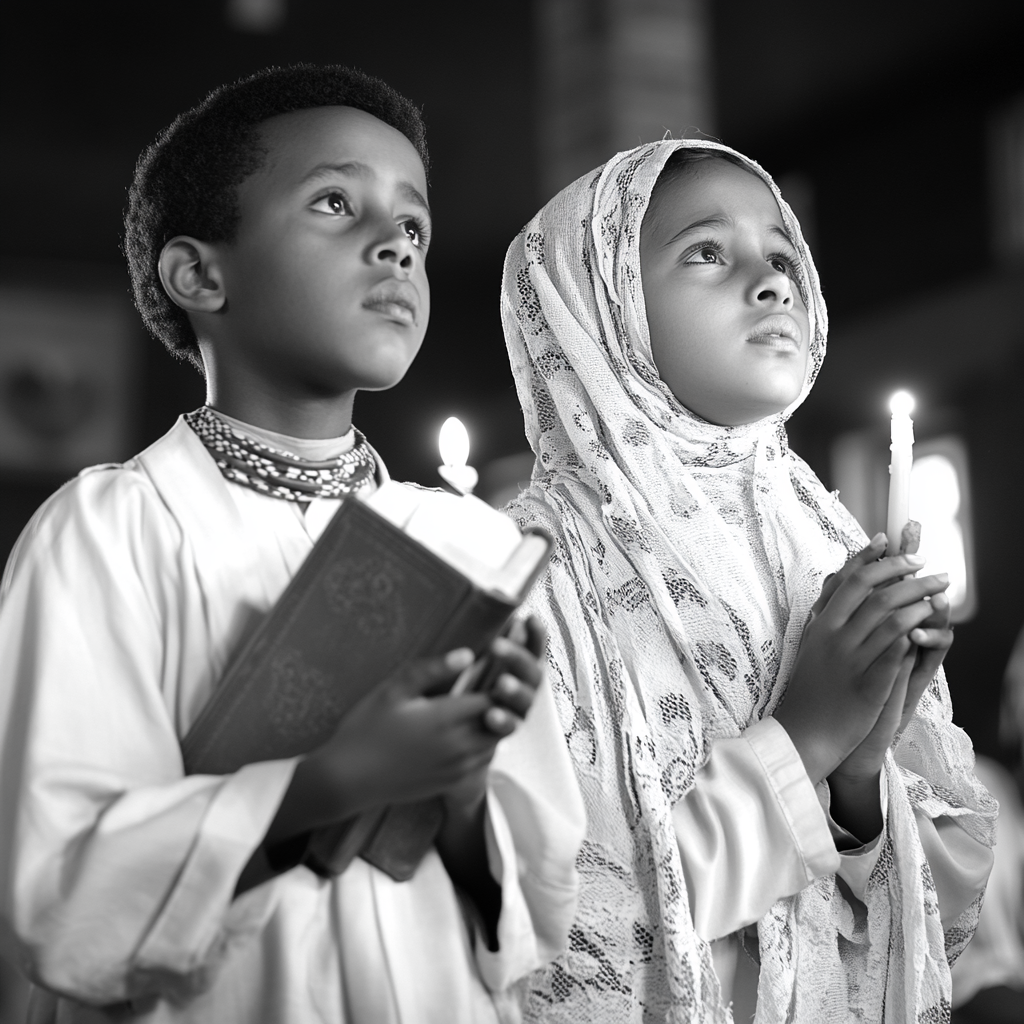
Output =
[
  {"x1": 886, "y1": 391, "x2": 915, "y2": 555},
  {"x1": 438, "y1": 416, "x2": 479, "y2": 495}
]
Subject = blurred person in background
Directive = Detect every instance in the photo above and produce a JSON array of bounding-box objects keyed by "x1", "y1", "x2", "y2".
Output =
[{"x1": 952, "y1": 632, "x2": 1024, "y2": 1023}]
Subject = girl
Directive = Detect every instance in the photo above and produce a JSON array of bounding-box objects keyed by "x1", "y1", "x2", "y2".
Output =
[{"x1": 501, "y1": 140, "x2": 996, "y2": 1022}]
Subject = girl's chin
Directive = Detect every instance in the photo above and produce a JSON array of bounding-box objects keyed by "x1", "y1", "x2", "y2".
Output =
[{"x1": 681, "y1": 391, "x2": 800, "y2": 427}]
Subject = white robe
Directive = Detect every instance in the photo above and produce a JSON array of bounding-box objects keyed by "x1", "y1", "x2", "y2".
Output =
[{"x1": 0, "y1": 419, "x2": 585, "y2": 1024}]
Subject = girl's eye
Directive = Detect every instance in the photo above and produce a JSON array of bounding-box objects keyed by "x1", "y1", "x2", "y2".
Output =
[
  {"x1": 767, "y1": 249, "x2": 803, "y2": 279},
  {"x1": 684, "y1": 243, "x2": 722, "y2": 265},
  {"x1": 768, "y1": 252, "x2": 807, "y2": 301},
  {"x1": 312, "y1": 191, "x2": 351, "y2": 216}
]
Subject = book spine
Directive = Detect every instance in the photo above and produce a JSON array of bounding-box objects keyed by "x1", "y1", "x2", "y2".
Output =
[{"x1": 305, "y1": 807, "x2": 387, "y2": 877}]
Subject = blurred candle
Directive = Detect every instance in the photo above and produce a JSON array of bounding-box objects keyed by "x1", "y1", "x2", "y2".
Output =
[
  {"x1": 438, "y1": 416, "x2": 479, "y2": 495},
  {"x1": 886, "y1": 391, "x2": 915, "y2": 555}
]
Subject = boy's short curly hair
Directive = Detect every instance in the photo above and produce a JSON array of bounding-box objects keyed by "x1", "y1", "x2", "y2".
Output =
[{"x1": 124, "y1": 64, "x2": 429, "y2": 369}]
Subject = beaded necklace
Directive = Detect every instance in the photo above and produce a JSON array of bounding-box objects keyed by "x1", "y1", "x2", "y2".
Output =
[{"x1": 185, "y1": 405, "x2": 376, "y2": 503}]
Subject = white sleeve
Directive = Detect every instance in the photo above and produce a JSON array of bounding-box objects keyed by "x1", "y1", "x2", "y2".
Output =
[
  {"x1": 474, "y1": 672, "x2": 586, "y2": 992},
  {"x1": 672, "y1": 717, "x2": 840, "y2": 941},
  {"x1": 816, "y1": 769, "x2": 886, "y2": 902},
  {"x1": 0, "y1": 475, "x2": 296, "y2": 1006},
  {"x1": 820, "y1": 762, "x2": 993, "y2": 925}
]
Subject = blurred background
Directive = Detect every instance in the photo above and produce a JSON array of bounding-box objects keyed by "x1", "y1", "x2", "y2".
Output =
[{"x1": 2, "y1": 1, "x2": 1024, "y2": 1019}]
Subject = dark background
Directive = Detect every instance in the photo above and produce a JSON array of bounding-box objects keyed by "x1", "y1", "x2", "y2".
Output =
[{"x1": 2, "y1": 0, "x2": 1024, "y2": 764}]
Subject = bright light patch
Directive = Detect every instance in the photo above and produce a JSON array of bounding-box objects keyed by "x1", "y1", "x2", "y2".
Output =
[
  {"x1": 909, "y1": 453, "x2": 968, "y2": 610},
  {"x1": 438, "y1": 416, "x2": 470, "y2": 469},
  {"x1": 889, "y1": 390, "x2": 915, "y2": 417}
]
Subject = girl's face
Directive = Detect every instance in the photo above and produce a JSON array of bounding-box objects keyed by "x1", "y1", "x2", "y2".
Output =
[{"x1": 639, "y1": 158, "x2": 810, "y2": 426}]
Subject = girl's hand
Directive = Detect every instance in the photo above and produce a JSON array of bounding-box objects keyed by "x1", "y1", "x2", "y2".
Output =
[
  {"x1": 904, "y1": 588, "x2": 953, "y2": 729},
  {"x1": 774, "y1": 534, "x2": 950, "y2": 786},
  {"x1": 831, "y1": 588, "x2": 953, "y2": 786}
]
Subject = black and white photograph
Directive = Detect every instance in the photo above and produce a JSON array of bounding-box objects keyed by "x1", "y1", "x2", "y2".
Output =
[{"x1": 0, "y1": 3, "x2": 1022, "y2": 1022}]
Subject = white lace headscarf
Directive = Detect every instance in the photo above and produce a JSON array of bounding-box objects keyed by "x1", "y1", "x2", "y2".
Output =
[{"x1": 503, "y1": 140, "x2": 996, "y2": 1023}]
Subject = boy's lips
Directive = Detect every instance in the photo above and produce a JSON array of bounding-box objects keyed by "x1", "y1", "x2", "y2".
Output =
[
  {"x1": 747, "y1": 314, "x2": 801, "y2": 351},
  {"x1": 362, "y1": 280, "x2": 419, "y2": 326}
]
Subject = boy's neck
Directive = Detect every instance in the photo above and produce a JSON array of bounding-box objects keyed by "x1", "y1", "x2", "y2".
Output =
[
  {"x1": 204, "y1": 372, "x2": 357, "y2": 441},
  {"x1": 212, "y1": 409, "x2": 357, "y2": 459}
]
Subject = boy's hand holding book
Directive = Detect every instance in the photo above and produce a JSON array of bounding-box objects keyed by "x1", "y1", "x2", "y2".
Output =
[
  {"x1": 435, "y1": 616, "x2": 547, "y2": 944},
  {"x1": 275, "y1": 618, "x2": 547, "y2": 836},
  {"x1": 192, "y1": 481, "x2": 555, "y2": 894},
  {"x1": 440, "y1": 616, "x2": 548, "y2": 817}
]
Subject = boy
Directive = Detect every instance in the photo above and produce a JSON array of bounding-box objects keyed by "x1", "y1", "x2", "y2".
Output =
[{"x1": 0, "y1": 65, "x2": 584, "y2": 1023}]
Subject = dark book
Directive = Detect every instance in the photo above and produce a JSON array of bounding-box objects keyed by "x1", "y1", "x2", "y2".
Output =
[{"x1": 181, "y1": 489, "x2": 551, "y2": 881}]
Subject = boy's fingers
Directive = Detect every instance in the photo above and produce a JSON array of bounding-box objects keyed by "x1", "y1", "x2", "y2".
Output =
[
  {"x1": 899, "y1": 621, "x2": 953, "y2": 733},
  {"x1": 916, "y1": 591, "x2": 951, "y2": 632},
  {"x1": 845, "y1": 575, "x2": 949, "y2": 647},
  {"x1": 490, "y1": 673, "x2": 536, "y2": 717},
  {"x1": 503, "y1": 617, "x2": 528, "y2": 645},
  {"x1": 524, "y1": 615, "x2": 548, "y2": 659},
  {"x1": 483, "y1": 706, "x2": 519, "y2": 736},
  {"x1": 432, "y1": 692, "x2": 495, "y2": 723},
  {"x1": 859, "y1": 598, "x2": 945, "y2": 665},
  {"x1": 871, "y1": 656, "x2": 915, "y2": 740},
  {"x1": 909, "y1": 627, "x2": 953, "y2": 649},
  {"x1": 392, "y1": 649, "x2": 474, "y2": 697},
  {"x1": 488, "y1": 636, "x2": 545, "y2": 691}
]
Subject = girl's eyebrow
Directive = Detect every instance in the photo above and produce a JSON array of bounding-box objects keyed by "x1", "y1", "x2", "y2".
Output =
[
  {"x1": 665, "y1": 216, "x2": 797, "y2": 250},
  {"x1": 768, "y1": 224, "x2": 797, "y2": 248},
  {"x1": 666, "y1": 214, "x2": 731, "y2": 245}
]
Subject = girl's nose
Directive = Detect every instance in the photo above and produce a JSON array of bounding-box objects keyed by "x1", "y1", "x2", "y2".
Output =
[{"x1": 751, "y1": 267, "x2": 794, "y2": 309}]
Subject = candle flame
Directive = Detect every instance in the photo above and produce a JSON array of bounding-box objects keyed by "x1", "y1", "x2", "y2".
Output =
[
  {"x1": 889, "y1": 390, "x2": 915, "y2": 417},
  {"x1": 439, "y1": 416, "x2": 470, "y2": 468}
]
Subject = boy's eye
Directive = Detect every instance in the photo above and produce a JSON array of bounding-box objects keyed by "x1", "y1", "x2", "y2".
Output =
[
  {"x1": 401, "y1": 218, "x2": 430, "y2": 249},
  {"x1": 311, "y1": 191, "x2": 351, "y2": 216}
]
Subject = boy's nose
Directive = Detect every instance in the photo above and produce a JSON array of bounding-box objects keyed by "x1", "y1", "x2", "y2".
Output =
[{"x1": 369, "y1": 227, "x2": 416, "y2": 272}]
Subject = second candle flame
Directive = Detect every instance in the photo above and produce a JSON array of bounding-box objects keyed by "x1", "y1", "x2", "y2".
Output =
[
  {"x1": 439, "y1": 416, "x2": 470, "y2": 468},
  {"x1": 437, "y1": 416, "x2": 479, "y2": 495}
]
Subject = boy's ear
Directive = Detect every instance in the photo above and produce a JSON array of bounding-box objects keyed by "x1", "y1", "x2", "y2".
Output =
[{"x1": 158, "y1": 236, "x2": 227, "y2": 314}]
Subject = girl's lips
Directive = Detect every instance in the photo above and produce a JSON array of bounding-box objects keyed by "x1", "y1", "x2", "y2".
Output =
[
  {"x1": 748, "y1": 332, "x2": 799, "y2": 351},
  {"x1": 747, "y1": 314, "x2": 801, "y2": 349}
]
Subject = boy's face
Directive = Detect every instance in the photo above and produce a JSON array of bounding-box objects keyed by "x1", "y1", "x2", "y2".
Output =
[
  {"x1": 213, "y1": 105, "x2": 431, "y2": 397},
  {"x1": 639, "y1": 158, "x2": 810, "y2": 426}
]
